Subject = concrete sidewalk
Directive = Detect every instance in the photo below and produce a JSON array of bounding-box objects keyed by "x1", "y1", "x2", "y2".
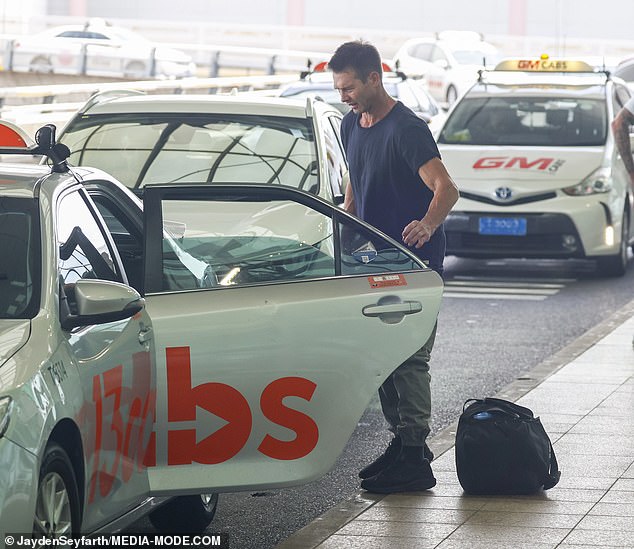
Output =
[{"x1": 278, "y1": 299, "x2": 634, "y2": 549}]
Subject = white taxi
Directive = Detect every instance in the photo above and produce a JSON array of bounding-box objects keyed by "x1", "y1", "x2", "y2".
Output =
[
  {"x1": 58, "y1": 93, "x2": 349, "y2": 206},
  {"x1": 436, "y1": 56, "x2": 634, "y2": 276},
  {"x1": 392, "y1": 31, "x2": 501, "y2": 107},
  {"x1": 0, "y1": 122, "x2": 442, "y2": 538}
]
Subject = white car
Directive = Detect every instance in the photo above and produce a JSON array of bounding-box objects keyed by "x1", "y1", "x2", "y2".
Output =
[
  {"x1": 0, "y1": 121, "x2": 442, "y2": 537},
  {"x1": 393, "y1": 31, "x2": 501, "y2": 107},
  {"x1": 436, "y1": 56, "x2": 634, "y2": 276},
  {"x1": 10, "y1": 19, "x2": 196, "y2": 79},
  {"x1": 58, "y1": 93, "x2": 349, "y2": 205}
]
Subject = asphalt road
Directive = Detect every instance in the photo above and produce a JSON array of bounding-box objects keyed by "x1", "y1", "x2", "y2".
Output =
[{"x1": 132, "y1": 254, "x2": 634, "y2": 548}]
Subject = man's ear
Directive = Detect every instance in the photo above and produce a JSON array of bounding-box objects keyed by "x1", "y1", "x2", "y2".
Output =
[{"x1": 369, "y1": 71, "x2": 382, "y2": 86}]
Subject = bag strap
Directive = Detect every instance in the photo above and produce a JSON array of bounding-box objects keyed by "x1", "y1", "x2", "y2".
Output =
[{"x1": 543, "y1": 440, "x2": 561, "y2": 490}]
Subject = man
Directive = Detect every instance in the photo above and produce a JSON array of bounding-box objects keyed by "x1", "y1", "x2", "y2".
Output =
[
  {"x1": 612, "y1": 96, "x2": 634, "y2": 190},
  {"x1": 329, "y1": 41, "x2": 459, "y2": 494}
]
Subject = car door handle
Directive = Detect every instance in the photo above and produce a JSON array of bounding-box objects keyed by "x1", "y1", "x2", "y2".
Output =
[
  {"x1": 138, "y1": 326, "x2": 153, "y2": 345},
  {"x1": 362, "y1": 297, "x2": 422, "y2": 324}
]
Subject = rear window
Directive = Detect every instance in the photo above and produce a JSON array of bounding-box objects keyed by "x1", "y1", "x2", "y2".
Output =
[
  {"x1": 61, "y1": 113, "x2": 319, "y2": 194},
  {"x1": 438, "y1": 96, "x2": 607, "y2": 146},
  {"x1": 0, "y1": 198, "x2": 41, "y2": 319}
]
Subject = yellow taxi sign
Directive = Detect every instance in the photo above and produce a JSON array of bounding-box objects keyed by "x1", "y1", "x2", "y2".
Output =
[{"x1": 494, "y1": 57, "x2": 596, "y2": 73}]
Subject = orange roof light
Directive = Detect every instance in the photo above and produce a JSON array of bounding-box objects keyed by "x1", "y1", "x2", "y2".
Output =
[
  {"x1": 313, "y1": 61, "x2": 329, "y2": 72},
  {"x1": 0, "y1": 121, "x2": 33, "y2": 149}
]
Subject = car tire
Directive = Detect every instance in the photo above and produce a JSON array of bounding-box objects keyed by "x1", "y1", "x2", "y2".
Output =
[
  {"x1": 446, "y1": 85, "x2": 458, "y2": 106},
  {"x1": 149, "y1": 494, "x2": 218, "y2": 533},
  {"x1": 33, "y1": 443, "x2": 81, "y2": 536},
  {"x1": 29, "y1": 56, "x2": 53, "y2": 73},
  {"x1": 596, "y1": 213, "x2": 629, "y2": 277}
]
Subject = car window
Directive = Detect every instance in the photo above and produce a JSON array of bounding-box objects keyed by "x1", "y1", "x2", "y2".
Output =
[
  {"x1": 0, "y1": 198, "x2": 40, "y2": 319},
  {"x1": 62, "y1": 113, "x2": 319, "y2": 194},
  {"x1": 438, "y1": 96, "x2": 607, "y2": 146},
  {"x1": 56, "y1": 190, "x2": 120, "y2": 286},
  {"x1": 431, "y1": 46, "x2": 447, "y2": 64},
  {"x1": 413, "y1": 43, "x2": 433, "y2": 61},
  {"x1": 147, "y1": 192, "x2": 422, "y2": 292}
]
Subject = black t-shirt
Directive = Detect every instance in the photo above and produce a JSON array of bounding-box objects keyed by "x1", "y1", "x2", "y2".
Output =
[{"x1": 340, "y1": 101, "x2": 445, "y2": 272}]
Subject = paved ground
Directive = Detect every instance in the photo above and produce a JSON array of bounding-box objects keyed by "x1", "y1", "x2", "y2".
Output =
[{"x1": 278, "y1": 298, "x2": 634, "y2": 548}]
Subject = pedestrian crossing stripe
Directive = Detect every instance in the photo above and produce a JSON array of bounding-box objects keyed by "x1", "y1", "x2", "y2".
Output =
[{"x1": 443, "y1": 277, "x2": 574, "y2": 300}]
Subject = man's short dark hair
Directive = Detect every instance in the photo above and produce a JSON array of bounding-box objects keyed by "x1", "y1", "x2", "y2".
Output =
[{"x1": 329, "y1": 40, "x2": 382, "y2": 82}]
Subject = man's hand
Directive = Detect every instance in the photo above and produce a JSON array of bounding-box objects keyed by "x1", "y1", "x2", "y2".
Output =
[{"x1": 402, "y1": 219, "x2": 435, "y2": 248}]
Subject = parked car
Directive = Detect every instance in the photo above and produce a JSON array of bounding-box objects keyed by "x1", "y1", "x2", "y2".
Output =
[
  {"x1": 278, "y1": 61, "x2": 442, "y2": 123},
  {"x1": 392, "y1": 30, "x2": 501, "y2": 107},
  {"x1": 58, "y1": 92, "x2": 349, "y2": 204},
  {"x1": 10, "y1": 19, "x2": 196, "y2": 79},
  {"x1": 436, "y1": 55, "x2": 634, "y2": 276},
  {"x1": 0, "y1": 121, "x2": 443, "y2": 536}
]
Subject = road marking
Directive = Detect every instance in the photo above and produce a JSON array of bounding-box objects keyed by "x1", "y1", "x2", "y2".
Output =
[{"x1": 443, "y1": 276, "x2": 574, "y2": 300}]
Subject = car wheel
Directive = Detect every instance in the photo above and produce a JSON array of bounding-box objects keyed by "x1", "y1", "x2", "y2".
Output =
[
  {"x1": 124, "y1": 61, "x2": 147, "y2": 79},
  {"x1": 446, "y1": 85, "x2": 458, "y2": 106},
  {"x1": 596, "y1": 213, "x2": 629, "y2": 277},
  {"x1": 33, "y1": 443, "x2": 81, "y2": 536},
  {"x1": 149, "y1": 494, "x2": 218, "y2": 533},
  {"x1": 29, "y1": 56, "x2": 53, "y2": 73}
]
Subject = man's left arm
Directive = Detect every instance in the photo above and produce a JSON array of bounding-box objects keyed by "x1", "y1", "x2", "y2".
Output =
[{"x1": 402, "y1": 157, "x2": 459, "y2": 248}]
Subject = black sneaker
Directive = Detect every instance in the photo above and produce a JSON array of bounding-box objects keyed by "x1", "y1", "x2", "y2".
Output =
[
  {"x1": 358, "y1": 437, "x2": 402, "y2": 479},
  {"x1": 360, "y1": 446, "x2": 436, "y2": 494},
  {"x1": 359, "y1": 438, "x2": 434, "y2": 479}
]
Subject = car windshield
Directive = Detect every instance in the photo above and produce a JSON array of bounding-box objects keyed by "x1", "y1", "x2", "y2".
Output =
[
  {"x1": 438, "y1": 96, "x2": 607, "y2": 146},
  {"x1": 61, "y1": 113, "x2": 319, "y2": 194},
  {"x1": 0, "y1": 198, "x2": 40, "y2": 319}
]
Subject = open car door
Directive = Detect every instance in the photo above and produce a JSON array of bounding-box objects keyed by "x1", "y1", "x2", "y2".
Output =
[{"x1": 142, "y1": 185, "x2": 443, "y2": 495}]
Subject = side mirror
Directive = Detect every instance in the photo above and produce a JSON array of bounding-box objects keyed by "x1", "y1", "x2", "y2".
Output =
[{"x1": 61, "y1": 279, "x2": 144, "y2": 330}]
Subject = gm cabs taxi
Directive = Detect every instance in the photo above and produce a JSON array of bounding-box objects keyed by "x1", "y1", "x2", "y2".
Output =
[
  {"x1": 0, "y1": 122, "x2": 442, "y2": 538},
  {"x1": 437, "y1": 55, "x2": 634, "y2": 276}
]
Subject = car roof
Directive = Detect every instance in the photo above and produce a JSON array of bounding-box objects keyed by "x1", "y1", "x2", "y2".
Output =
[
  {"x1": 0, "y1": 163, "x2": 53, "y2": 198},
  {"x1": 77, "y1": 93, "x2": 337, "y2": 118},
  {"x1": 467, "y1": 63, "x2": 612, "y2": 99}
]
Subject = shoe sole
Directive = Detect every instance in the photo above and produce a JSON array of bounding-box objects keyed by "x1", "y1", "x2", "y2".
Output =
[{"x1": 361, "y1": 477, "x2": 436, "y2": 494}]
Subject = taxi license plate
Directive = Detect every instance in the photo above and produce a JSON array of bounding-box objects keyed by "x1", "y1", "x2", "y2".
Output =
[{"x1": 479, "y1": 217, "x2": 527, "y2": 236}]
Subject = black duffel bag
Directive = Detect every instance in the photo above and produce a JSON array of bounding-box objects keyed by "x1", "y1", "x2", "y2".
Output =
[{"x1": 455, "y1": 397, "x2": 561, "y2": 495}]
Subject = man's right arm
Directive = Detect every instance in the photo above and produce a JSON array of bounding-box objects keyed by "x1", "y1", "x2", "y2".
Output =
[{"x1": 611, "y1": 105, "x2": 634, "y2": 188}]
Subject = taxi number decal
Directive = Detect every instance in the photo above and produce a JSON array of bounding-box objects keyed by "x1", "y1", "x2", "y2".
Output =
[
  {"x1": 369, "y1": 274, "x2": 407, "y2": 288},
  {"x1": 88, "y1": 352, "x2": 155, "y2": 503},
  {"x1": 165, "y1": 346, "x2": 319, "y2": 464}
]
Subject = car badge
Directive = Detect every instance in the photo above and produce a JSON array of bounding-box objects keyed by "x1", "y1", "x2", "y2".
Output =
[{"x1": 494, "y1": 187, "x2": 513, "y2": 201}]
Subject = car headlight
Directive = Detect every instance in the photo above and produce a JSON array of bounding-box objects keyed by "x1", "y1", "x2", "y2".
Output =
[
  {"x1": 562, "y1": 167, "x2": 612, "y2": 196},
  {"x1": 0, "y1": 396, "x2": 12, "y2": 438}
]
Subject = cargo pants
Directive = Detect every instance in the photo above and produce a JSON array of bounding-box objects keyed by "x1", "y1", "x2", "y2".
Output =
[{"x1": 378, "y1": 321, "x2": 437, "y2": 446}]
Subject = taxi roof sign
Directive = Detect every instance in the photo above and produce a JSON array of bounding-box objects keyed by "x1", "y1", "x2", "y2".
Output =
[
  {"x1": 0, "y1": 120, "x2": 35, "y2": 150},
  {"x1": 494, "y1": 57, "x2": 597, "y2": 73}
]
